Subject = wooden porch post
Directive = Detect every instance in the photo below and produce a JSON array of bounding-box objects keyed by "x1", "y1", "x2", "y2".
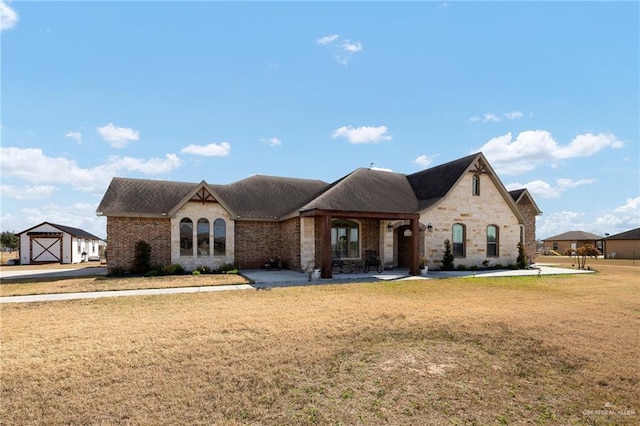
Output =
[
  {"x1": 321, "y1": 213, "x2": 333, "y2": 279},
  {"x1": 409, "y1": 217, "x2": 420, "y2": 276}
]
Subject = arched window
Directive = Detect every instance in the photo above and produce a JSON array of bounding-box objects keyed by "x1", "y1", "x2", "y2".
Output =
[
  {"x1": 197, "y1": 218, "x2": 210, "y2": 257},
  {"x1": 331, "y1": 219, "x2": 360, "y2": 258},
  {"x1": 180, "y1": 218, "x2": 193, "y2": 257},
  {"x1": 472, "y1": 174, "x2": 480, "y2": 196},
  {"x1": 452, "y1": 223, "x2": 466, "y2": 257},
  {"x1": 487, "y1": 225, "x2": 499, "y2": 257},
  {"x1": 214, "y1": 219, "x2": 226, "y2": 256}
]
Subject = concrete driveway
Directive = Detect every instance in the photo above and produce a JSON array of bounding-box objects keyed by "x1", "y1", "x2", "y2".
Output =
[{"x1": 0, "y1": 265, "x2": 107, "y2": 281}]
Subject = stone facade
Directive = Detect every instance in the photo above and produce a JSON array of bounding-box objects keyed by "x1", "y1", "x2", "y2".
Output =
[
  {"x1": 513, "y1": 196, "x2": 538, "y2": 261},
  {"x1": 171, "y1": 201, "x2": 235, "y2": 270},
  {"x1": 420, "y1": 172, "x2": 521, "y2": 269},
  {"x1": 106, "y1": 216, "x2": 171, "y2": 272}
]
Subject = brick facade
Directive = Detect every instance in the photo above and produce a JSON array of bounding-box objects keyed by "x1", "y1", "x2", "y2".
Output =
[
  {"x1": 235, "y1": 220, "x2": 301, "y2": 270},
  {"x1": 106, "y1": 217, "x2": 171, "y2": 272}
]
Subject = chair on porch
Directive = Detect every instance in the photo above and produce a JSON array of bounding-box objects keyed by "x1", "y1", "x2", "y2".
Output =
[
  {"x1": 364, "y1": 250, "x2": 383, "y2": 273},
  {"x1": 332, "y1": 250, "x2": 352, "y2": 274}
]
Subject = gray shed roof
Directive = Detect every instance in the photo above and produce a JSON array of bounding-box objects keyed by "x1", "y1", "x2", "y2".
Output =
[{"x1": 18, "y1": 221, "x2": 103, "y2": 240}]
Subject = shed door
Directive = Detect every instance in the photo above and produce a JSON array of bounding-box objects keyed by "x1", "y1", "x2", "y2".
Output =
[{"x1": 31, "y1": 236, "x2": 62, "y2": 263}]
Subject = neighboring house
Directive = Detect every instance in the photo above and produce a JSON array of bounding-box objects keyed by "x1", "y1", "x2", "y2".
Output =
[
  {"x1": 97, "y1": 152, "x2": 539, "y2": 277},
  {"x1": 542, "y1": 231, "x2": 604, "y2": 255},
  {"x1": 603, "y1": 227, "x2": 640, "y2": 259},
  {"x1": 17, "y1": 222, "x2": 104, "y2": 265}
]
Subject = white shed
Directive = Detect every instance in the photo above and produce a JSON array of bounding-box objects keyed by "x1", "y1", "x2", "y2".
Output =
[{"x1": 17, "y1": 222, "x2": 104, "y2": 265}]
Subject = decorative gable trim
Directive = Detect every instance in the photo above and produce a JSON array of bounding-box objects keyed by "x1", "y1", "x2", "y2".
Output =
[
  {"x1": 469, "y1": 157, "x2": 489, "y2": 175},
  {"x1": 190, "y1": 187, "x2": 217, "y2": 204}
]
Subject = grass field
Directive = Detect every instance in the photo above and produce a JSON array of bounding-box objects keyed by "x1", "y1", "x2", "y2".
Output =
[{"x1": 1, "y1": 258, "x2": 638, "y2": 425}]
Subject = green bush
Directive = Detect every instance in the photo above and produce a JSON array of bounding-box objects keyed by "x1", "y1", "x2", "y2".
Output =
[
  {"x1": 161, "y1": 264, "x2": 185, "y2": 275},
  {"x1": 131, "y1": 240, "x2": 152, "y2": 274},
  {"x1": 217, "y1": 263, "x2": 237, "y2": 273},
  {"x1": 455, "y1": 264, "x2": 468, "y2": 271},
  {"x1": 441, "y1": 239, "x2": 455, "y2": 271},
  {"x1": 516, "y1": 242, "x2": 527, "y2": 269},
  {"x1": 196, "y1": 265, "x2": 212, "y2": 274},
  {"x1": 192, "y1": 270, "x2": 201, "y2": 275},
  {"x1": 145, "y1": 270, "x2": 159, "y2": 277}
]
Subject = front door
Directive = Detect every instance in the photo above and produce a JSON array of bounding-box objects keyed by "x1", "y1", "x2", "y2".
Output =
[{"x1": 396, "y1": 225, "x2": 412, "y2": 268}]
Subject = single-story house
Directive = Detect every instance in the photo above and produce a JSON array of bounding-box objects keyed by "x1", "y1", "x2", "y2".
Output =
[
  {"x1": 17, "y1": 222, "x2": 104, "y2": 265},
  {"x1": 603, "y1": 227, "x2": 640, "y2": 259},
  {"x1": 542, "y1": 231, "x2": 604, "y2": 255},
  {"x1": 97, "y1": 152, "x2": 541, "y2": 277}
]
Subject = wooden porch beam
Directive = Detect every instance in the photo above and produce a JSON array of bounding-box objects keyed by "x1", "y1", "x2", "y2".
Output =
[
  {"x1": 321, "y1": 213, "x2": 333, "y2": 279},
  {"x1": 409, "y1": 217, "x2": 420, "y2": 276}
]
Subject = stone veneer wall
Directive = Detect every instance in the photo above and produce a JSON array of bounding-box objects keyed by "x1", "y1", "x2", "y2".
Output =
[
  {"x1": 514, "y1": 197, "x2": 538, "y2": 261},
  {"x1": 421, "y1": 172, "x2": 521, "y2": 269},
  {"x1": 106, "y1": 216, "x2": 171, "y2": 272}
]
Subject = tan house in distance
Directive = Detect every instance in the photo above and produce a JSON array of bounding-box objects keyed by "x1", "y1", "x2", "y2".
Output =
[
  {"x1": 97, "y1": 152, "x2": 540, "y2": 277},
  {"x1": 603, "y1": 227, "x2": 640, "y2": 259},
  {"x1": 542, "y1": 231, "x2": 604, "y2": 255}
]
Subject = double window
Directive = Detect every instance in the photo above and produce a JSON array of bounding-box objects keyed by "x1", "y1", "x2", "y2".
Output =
[
  {"x1": 180, "y1": 217, "x2": 226, "y2": 257},
  {"x1": 331, "y1": 220, "x2": 360, "y2": 258}
]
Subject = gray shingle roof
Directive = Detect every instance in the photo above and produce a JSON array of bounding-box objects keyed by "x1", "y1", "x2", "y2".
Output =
[
  {"x1": 299, "y1": 168, "x2": 419, "y2": 214},
  {"x1": 407, "y1": 153, "x2": 477, "y2": 209},
  {"x1": 604, "y1": 227, "x2": 640, "y2": 240},
  {"x1": 543, "y1": 231, "x2": 603, "y2": 241},
  {"x1": 98, "y1": 152, "x2": 532, "y2": 222},
  {"x1": 214, "y1": 175, "x2": 328, "y2": 219}
]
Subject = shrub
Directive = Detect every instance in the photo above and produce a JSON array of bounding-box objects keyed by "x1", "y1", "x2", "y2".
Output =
[
  {"x1": 196, "y1": 265, "x2": 212, "y2": 274},
  {"x1": 441, "y1": 239, "x2": 455, "y2": 271},
  {"x1": 455, "y1": 264, "x2": 468, "y2": 271},
  {"x1": 131, "y1": 240, "x2": 152, "y2": 274},
  {"x1": 145, "y1": 270, "x2": 159, "y2": 277},
  {"x1": 108, "y1": 267, "x2": 126, "y2": 276},
  {"x1": 482, "y1": 260, "x2": 490, "y2": 268},
  {"x1": 516, "y1": 242, "x2": 527, "y2": 269},
  {"x1": 218, "y1": 263, "x2": 237, "y2": 273},
  {"x1": 161, "y1": 264, "x2": 185, "y2": 275},
  {"x1": 192, "y1": 270, "x2": 201, "y2": 275}
]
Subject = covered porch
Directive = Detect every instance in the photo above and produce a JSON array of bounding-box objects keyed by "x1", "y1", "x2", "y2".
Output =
[{"x1": 300, "y1": 209, "x2": 422, "y2": 279}]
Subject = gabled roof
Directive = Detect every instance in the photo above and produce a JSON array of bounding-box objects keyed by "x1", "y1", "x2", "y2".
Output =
[
  {"x1": 604, "y1": 227, "x2": 640, "y2": 240},
  {"x1": 299, "y1": 168, "x2": 419, "y2": 214},
  {"x1": 509, "y1": 188, "x2": 543, "y2": 215},
  {"x1": 543, "y1": 231, "x2": 603, "y2": 241},
  {"x1": 97, "y1": 177, "x2": 195, "y2": 217},
  {"x1": 215, "y1": 175, "x2": 328, "y2": 220},
  {"x1": 407, "y1": 153, "x2": 477, "y2": 209},
  {"x1": 97, "y1": 152, "x2": 536, "y2": 223},
  {"x1": 18, "y1": 221, "x2": 103, "y2": 240}
]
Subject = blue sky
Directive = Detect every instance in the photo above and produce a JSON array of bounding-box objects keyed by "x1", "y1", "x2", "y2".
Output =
[{"x1": 1, "y1": 1, "x2": 638, "y2": 240}]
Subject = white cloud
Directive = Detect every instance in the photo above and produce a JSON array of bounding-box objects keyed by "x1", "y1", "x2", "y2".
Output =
[
  {"x1": 506, "y1": 178, "x2": 596, "y2": 199},
  {"x1": 469, "y1": 111, "x2": 525, "y2": 123},
  {"x1": 20, "y1": 204, "x2": 107, "y2": 239},
  {"x1": 317, "y1": 34, "x2": 339, "y2": 45},
  {"x1": 0, "y1": 146, "x2": 182, "y2": 192},
  {"x1": 594, "y1": 197, "x2": 640, "y2": 231},
  {"x1": 0, "y1": 0, "x2": 19, "y2": 31},
  {"x1": 317, "y1": 34, "x2": 363, "y2": 65},
  {"x1": 181, "y1": 142, "x2": 231, "y2": 157},
  {"x1": 260, "y1": 137, "x2": 282, "y2": 147},
  {"x1": 0, "y1": 184, "x2": 58, "y2": 200},
  {"x1": 477, "y1": 131, "x2": 624, "y2": 175},
  {"x1": 483, "y1": 113, "x2": 501, "y2": 123},
  {"x1": 537, "y1": 211, "x2": 587, "y2": 240},
  {"x1": 342, "y1": 40, "x2": 362, "y2": 53},
  {"x1": 332, "y1": 125, "x2": 391, "y2": 144},
  {"x1": 504, "y1": 111, "x2": 523, "y2": 120},
  {"x1": 97, "y1": 123, "x2": 140, "y2": 148},
  {"x1": 413, "y1": 154, "x2": 437, "y2": 168},
  {"x1": 65, "y1": 131, "x2": 82, "y2": 144}
]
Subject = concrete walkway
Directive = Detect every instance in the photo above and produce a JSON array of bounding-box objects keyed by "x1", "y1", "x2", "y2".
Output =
[{"x1": 0, "y1": 264, "x2": 594, "y2": 304}]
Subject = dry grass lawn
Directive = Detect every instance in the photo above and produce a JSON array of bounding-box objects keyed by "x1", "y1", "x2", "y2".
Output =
[{"x1": 1, "y1": 258, "x2": 638, "y2": 425}]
